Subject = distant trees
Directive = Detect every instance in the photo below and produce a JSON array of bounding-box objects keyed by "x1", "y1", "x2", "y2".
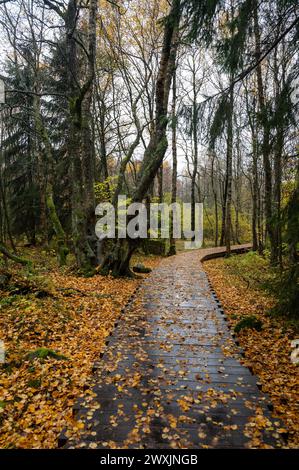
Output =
[
  {"x1": 1, "y1": 58, "x2": 39, "y2": 245},
  {"x1": 0, "y1": 0, "x2": 99, "y2": 272},
  {"x1": 179, "y1": 46, "x2": 206, "y2": 241},
  {"x1": 192, "y1": 0, "x2": 298, "y2": 263}
]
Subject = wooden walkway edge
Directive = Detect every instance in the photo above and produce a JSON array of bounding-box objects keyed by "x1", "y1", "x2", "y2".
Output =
[{"x1": 199, "y1": 243, "x2": 252, "y2": 262}]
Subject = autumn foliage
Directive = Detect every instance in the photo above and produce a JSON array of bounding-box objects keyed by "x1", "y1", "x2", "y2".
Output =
[
  {"x1": 0, "y1": 248, "x2": 160, "y2": 448},
  {"x1": 204, "y1": 255, "x2": 299, "y2": 448}
]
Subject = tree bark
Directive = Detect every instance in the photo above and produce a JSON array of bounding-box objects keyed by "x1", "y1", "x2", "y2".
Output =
[
  {"x1": 245, "y1": 88, "x2": 259, "y2": 252},
  {"x1": 253, "y1": 0, "x2": 275, "y2": 262},
  {"x1": 272, "y1": 47, "x2": 285, "y2": 267},
  {"x1": 220, "y1": 167, "x2": 228, "y2": 246},
  {"x1": 211, "y1": 153, "x2": 219, "y2": 247},
  {"x1": 191, "y1": 77, "x2": 198, "y2": 238},
  {"x1": 81, "y1": 0, "x2": 98, "y2": 269},
  {"x1": 225, "y1": 83, "x2": 234, "y2": 255},
  {"x1": 157, "y1": 165, "x2": 163, "y2": 203},
  {"x1": 252, "y1": 133, "x2": 259, "y2": 251},
  {"x1": 65, "y1": 0, "x2": 98, "y2": 273},
  {"x1": 235, "y1": 127, "x2": 242, "y2": 244},
  {"x1": 168, "y1": 68, "x2": 177, "y2": 256},
  {"x1": 33, "y1": 95, "x2": 69, "y2": 266}
]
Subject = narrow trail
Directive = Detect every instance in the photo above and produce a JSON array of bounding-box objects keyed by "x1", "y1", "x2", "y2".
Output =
[{"x1": 65, "y1": 245, "x2": 283, "y2": 449}]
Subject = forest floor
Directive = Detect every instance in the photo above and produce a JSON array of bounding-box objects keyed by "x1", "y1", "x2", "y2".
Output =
[
  {"x1": 0, "y1": 247, "x2": 298, "y2": 448},
  {"x1": 0, "y1": 247, "x2": 161, "y2": 448},
  {"x1": 62, "y1": 248, "x2": 287, "y2": 449},
  {"x1": 204, "y1": 252, "x2": 299, "y2": 448}
]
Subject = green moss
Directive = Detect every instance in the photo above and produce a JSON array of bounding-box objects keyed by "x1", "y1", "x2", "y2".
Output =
[
  {"x1": 27, "y1": 378, "x2": 41, "y2": 389},
  {"x1": 46, "y1": 185, "x2": 69, "y2": 266},
  {"x1": 234, "y1": 315, "x2": 263, "y2": 333},
  {"x1": 0, "y1": 295, "x2": 18, "y2": 308},
  {"x1": 26, "y1": 348, "x2": 68, "y2": 361},
  {"x1": 132, "y1": 263, "x2": 152, "y2": 274}
]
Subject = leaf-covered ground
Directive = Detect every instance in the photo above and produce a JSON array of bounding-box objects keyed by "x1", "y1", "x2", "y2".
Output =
[
  {"x1": 63, "y1": 250, "x2": 284, "y2": 449},
  {"x1": 204, "y1": 253, "x2": 299, "y2": 448},
  {"x1": 0, "y1": 249, "x2": 160, "y2": 448}
]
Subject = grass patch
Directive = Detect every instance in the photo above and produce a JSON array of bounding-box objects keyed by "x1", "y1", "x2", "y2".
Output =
[
  {"x1": 0, "y1": 295, "x2": 19, "y2": 308},
  {"x1": 223, "y1": 251, "x2": 299, "y2": 321},
  {"x1": 223, "y1": 251, "x2": 276, "y2": 290}
]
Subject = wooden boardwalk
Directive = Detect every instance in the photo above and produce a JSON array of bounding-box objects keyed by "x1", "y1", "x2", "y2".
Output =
[{"x1": 64, "y1": 245, "x2": 283, "y2": 449}]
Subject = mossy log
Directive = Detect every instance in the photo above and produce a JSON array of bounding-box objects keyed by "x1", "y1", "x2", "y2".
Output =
[{"x1": 0, "y1": 243, "x2": 31, "y2": 267}]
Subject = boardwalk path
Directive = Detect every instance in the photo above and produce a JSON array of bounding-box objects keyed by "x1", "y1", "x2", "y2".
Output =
[{"x1": 66, "y1": 245, "x2": 282, "y2": 449}]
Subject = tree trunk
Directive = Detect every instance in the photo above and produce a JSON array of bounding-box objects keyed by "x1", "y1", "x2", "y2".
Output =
[
  {"x1": 220, "y1": 169, "x2": 228, "y2": 246},
  {"x1": 286, "y1": 161, "x2": 299, "y2": 265},
  {"x1": 191, "y1": 59, "x2": 198, "y2": 239},
  {"x1": 225, "y1": 83, "x2": 234, "y2": 255},
  {"x1": 81, "y1": 0, "x2": 98, "y2": 269},
  {"x1": 252, "y1": 133, "x2": 259, "y2": 251},
  {"x1": 101, "y1": 0, "x2": 181, "y2": 276},
  {"x1": 33, "y1": 95, "x2": 69, "y2": 266},
  {"x1": 272, "y1": 48, "x2": 285, "y2": 268},
  {"x1": 235, "y1": 128, "x2": 242, "y2": 244},
  {"x1": 168, "y1": 68, "x2": 177, "y2": 256},
  {"x1": 253, "y1": 0, "x2": 275, "y2": 262},
  {"x1": 211, "y1": 153, "x2": 219, "y2": 247},
  {"x1": 157, "y1": 165, "x2": 163, "y2": 203},
  {"x1": 0, "y1": 167, "x2": 15, "y2": 251},
  {"x1": 272, "y1": 127, "x2": 283, "y2": 266},
  {"x1": 65, "y1": 0, "x2": 98, "y2": 273}
]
